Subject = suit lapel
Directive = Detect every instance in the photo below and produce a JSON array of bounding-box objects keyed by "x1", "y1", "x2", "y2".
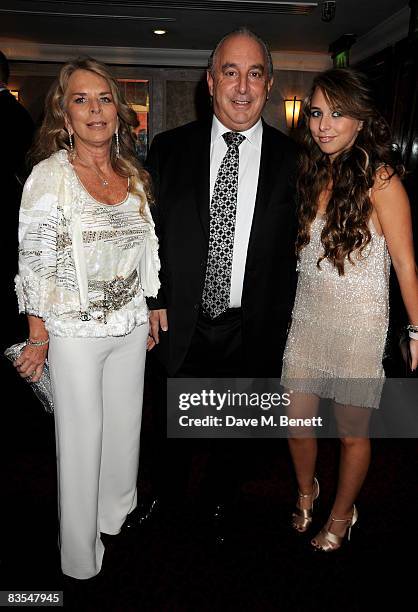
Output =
[
  {"x1": 246, "y1": 121, "x2": 284, "y2": 259},
  {"x1": 189, "y1": 120, "x2": 211, "y2": 242}
]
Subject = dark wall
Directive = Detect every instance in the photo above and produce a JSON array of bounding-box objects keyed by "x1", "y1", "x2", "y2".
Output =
[
  {"x1": 356, "y1": 36, "x2": 418, "y2": 221},
  {"x1": 356, "y1": 36, "x2": 418, "y2": 374},
  {"x1": 8, "y1": 75, "x2": 56, "y2": 126}
]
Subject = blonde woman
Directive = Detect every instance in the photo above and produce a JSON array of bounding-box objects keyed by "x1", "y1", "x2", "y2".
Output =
[{"x1": 14, "y1": 57, "x2": 159, "y2": 579}]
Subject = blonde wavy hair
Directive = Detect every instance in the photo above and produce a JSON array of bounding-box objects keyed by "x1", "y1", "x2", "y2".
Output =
[{"x1": 30, "y1": 56, "x2": 152, "y2": 213}]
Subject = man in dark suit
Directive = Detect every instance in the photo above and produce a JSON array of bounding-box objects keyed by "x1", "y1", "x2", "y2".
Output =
[
  {"x1": 0, "y1": 50, "x2": 34, "y2": 348},
  {"x1": 0, "y1": 51, "x2": 34, "y2": 228},
  {"x1": 132, "y1": 28, "x2": 298, "y2": 529}
]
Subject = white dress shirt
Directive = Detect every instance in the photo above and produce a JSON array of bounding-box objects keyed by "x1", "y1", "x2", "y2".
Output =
[{"x1": 210, "y1": 115, "x2": 263, "y2": 308}]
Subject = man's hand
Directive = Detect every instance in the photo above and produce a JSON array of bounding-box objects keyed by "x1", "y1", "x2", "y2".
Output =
[{"x1": 149, "y1": 309, "x2": 168, "y2": 345}]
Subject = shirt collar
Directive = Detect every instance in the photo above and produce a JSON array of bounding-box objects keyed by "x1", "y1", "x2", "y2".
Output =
[{"x1": 211, "y1": 115, "x2": 263, "y2": 149}]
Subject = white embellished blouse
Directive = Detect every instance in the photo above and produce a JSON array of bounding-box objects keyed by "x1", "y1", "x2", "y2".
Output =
[{"x1": 15, "y1": 150, "x2": 160, "y2": 338}]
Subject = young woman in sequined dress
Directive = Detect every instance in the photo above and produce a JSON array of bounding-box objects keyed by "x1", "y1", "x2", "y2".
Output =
[{"x1": 281, "y1": 68, "x2": 418, "y2": 552}]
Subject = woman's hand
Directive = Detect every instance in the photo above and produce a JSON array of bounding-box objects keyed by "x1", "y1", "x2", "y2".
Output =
[
  {"x1": 14, "y1": 343, "x2": 48, "y2": 383},
  {"x1": 410, "y1": 339, "x2": 418, "y2": 372}
]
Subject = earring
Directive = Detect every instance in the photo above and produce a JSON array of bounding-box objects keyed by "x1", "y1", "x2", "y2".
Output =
[
  {"x1": 115, "y1": 131, "x2": 120, "y2": 158},
  {"x1": 68, "y1": 131, "x2": 73, "y2": 154}
]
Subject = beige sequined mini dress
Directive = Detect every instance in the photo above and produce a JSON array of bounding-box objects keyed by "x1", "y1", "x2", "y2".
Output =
[{"x1": 281, "y1": 214, "x2": 391, "y2": 408}]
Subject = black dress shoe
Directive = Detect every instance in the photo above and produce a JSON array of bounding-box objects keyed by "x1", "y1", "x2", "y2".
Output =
[{"x1": 124, "y1": 498, "x2": 159, "y2": 530}]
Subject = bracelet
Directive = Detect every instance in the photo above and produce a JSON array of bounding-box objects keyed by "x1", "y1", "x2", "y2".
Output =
[
  {"x1": 26, "y1": 337, "x2": 49, "y2": 347},
  {"x1": 409, "y1": 331, "x2": 418, "y2": 341},
  {"x1": 407, "y1": 324, "x2": 418, "y2": 333}
]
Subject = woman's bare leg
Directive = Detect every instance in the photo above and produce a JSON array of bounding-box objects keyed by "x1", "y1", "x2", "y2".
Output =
[
  {"x1": 286, "y1": 391, "x2": 320, "y2": 526},
  {"x1": 311, "y1": 402, "x2": 372, "y2": 547}
]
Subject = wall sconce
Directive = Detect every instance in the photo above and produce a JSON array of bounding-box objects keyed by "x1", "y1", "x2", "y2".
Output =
[
  {"x1": 10, "y1": 90, "x2": 19, "y2": 101},
  {"x1": 284, "y1": 96, "x2": 302, "y2": 129}
]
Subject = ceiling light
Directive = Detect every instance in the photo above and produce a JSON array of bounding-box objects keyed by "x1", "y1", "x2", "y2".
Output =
[{"x1": 153, "y1": 29, "x2": 167, "y2": 35}]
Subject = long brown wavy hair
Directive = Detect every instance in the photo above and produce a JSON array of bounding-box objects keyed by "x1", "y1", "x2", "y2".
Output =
[
  {"x1": 30, "y1": 56, "x2": 152, "y2": 212},
  {"x1": 297, "y1": 67, "x2": 403, "y2": 275}
]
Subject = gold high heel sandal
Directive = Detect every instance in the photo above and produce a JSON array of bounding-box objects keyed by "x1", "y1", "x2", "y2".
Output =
[
  {"x1": 291, "y1": 477, "x2": 320, "y2": 533},
  {"x1": 311, "y1": 505, "x2": 358, "y2": 552}
]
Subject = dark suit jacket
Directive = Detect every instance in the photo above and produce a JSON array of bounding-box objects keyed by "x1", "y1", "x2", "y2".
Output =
[
  {"x1": 1, "y1": 89, "x2": 34, "y2": 257},
  {"x1": 1, "y1": 89, "x2": 34, "y2": 201},
  {"x1": 1, "y1": 89, "x2": 34, "y2": 348},
  {"x1": 146, "y1": 118, "x2": 298, "y2": 377}
]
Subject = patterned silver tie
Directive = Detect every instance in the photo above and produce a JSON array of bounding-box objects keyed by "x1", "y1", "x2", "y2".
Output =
[{"x1": 201, "y1": 131, "x2": 246, "y2": 319}]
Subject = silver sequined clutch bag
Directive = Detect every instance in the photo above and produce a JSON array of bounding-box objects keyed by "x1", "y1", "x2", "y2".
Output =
[{"x1": 4, "y1": 342, "x2": 54, "y2": 414}]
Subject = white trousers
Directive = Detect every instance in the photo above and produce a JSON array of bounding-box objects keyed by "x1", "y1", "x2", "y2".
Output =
[{"x1": 49, "y1": 324, "x2": 148, "y2": 579}]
